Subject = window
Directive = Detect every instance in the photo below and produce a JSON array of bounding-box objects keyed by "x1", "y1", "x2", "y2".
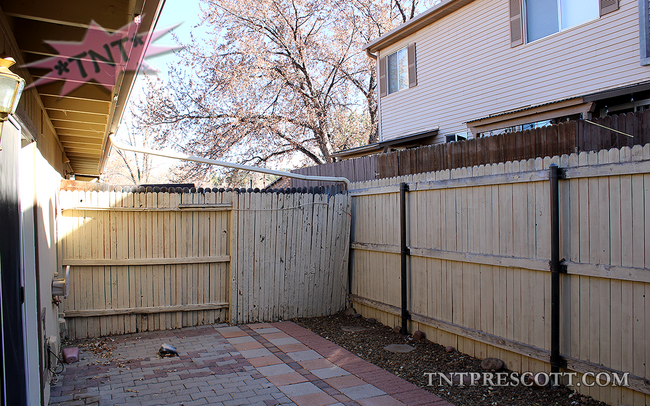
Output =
[
  {"x1": 526, "y1": 0, "x2": 599, "y2": 42},
  {"x1": 379, "y1": 43, "x2": 417, "y2": 97},
  {"x1": 387, "y1": 48, "x2": 408, "y2": 94},
  {"x1": 510, "y1": 0, "x2": 618, "y2": 46},
  {"x1": 641, "y1": 0, "x2": 650, "y2": 65},
  {"x1": 446, "y1": 133, "x2": 467, "y2": 143}
]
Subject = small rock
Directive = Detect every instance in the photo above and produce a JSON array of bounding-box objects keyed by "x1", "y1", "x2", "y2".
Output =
[
  {"x1": 343, "y1": 307, "x2": 357, "y2": 316},
  {"x1": 159, "y1": 343, "x2": 178, "y2": 357},
  {"x1": 529, "y1": 372, "x2": 549, "y2": 387},
  {"x1": 367, "y1": 318, "x2": 377, "y2": 323},
  {"x1": 383, "y1": 344, "x2": 415, "y2": 353},
  {"x1": 480, "y1": 357, "x2": 504, "y2": 371},
  {"x1": 351, "y1": 313, "x2": 362, "y2": 319},
  {"x1": 341, "y1": 325, "x2": 366, "y2": 332},
  {"x1": 412, "y1": 330, "x2": 425, "y2": 341},
  {"x1": 393, "y1": 325, "x2": 401, "y2": 334},
  {"x1": 62, "y1": 347, "x2": 79, "y2": 363},
  {"x1": 444, "y1": 346, "x2": 455, "y2": 353}
]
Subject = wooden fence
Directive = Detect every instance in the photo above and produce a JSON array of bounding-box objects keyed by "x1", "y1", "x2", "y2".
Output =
[
  {"x1": 292, "y1": 111, "x2": 650, "y2": 187},
  {"x1": 230, "y1": 190, "x2": 351, "y2": 324},
  {"x1": 59, "y1": 187, "x2": 351, "y2": 338},
  {"x1": 348, "y1": 144, "x2": 650, "y2": 406}
]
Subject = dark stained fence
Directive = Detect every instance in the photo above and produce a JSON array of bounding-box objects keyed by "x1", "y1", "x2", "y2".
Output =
[{"x1": 291, "y1": 110, "x2": 650, "y2": 187}]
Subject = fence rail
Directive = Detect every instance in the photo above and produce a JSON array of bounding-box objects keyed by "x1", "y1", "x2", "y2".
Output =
[
  {"x1": 292, "y1": 111, "x2": 650, "y2": 187},
  {"x1": 348, "y1": 144, "x2": 650, "y2": 406}
]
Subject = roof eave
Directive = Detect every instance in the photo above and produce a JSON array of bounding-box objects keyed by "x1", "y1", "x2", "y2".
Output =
[{"x1": 363, "y1": 0, "x2": 476, "y2": 54}]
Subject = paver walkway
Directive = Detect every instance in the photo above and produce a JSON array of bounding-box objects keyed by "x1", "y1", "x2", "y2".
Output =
[{"x1": 49, "y1": 321, "x2": 453, "y2": 406}]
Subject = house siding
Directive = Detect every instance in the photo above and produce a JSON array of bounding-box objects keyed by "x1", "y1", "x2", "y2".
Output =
[{"x1": 377, "y1": 0, "x2": 650, "y2": 142}]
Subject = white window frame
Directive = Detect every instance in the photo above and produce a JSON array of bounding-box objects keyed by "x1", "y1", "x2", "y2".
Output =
[
  {"x1": 524, "y1": 0, "x2": 599, "y2": 43},
  {"x1": 386, "y1": 47, "x2": 409, "y2": 95}
]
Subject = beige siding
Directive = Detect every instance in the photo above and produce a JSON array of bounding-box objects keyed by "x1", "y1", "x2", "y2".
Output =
[{"x1": 378, "y1": 0, "x2": 650, "y2": 142}]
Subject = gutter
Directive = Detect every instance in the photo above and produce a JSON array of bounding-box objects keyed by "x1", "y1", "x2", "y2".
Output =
[
  {"x1": 109, "y1": 135, "x2": 352, "y2": 188},
  {"x1": 99, "y1": 0, "x2": 168, "y2": 174}
]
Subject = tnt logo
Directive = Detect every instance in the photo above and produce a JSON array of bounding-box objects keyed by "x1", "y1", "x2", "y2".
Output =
[{"x1": 25, "y1": 18, "x2": 180, "y2": 97}]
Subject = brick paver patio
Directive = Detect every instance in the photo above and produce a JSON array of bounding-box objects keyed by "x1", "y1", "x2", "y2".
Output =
[{"x1": 49, "y1": 321, "x2": 453, "y2": 406}]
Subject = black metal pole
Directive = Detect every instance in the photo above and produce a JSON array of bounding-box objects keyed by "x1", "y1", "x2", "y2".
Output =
[
  {"x1": 400, "y1": 182, "x2": 409, "y2": 335},
  {"x1": 550, "y1": 164, "x2": 561, "y2": 375}
]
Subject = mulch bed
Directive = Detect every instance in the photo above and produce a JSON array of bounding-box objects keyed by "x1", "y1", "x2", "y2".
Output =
[{"x1": 294, "y1": 312, "x2": 608, "y2": 406}]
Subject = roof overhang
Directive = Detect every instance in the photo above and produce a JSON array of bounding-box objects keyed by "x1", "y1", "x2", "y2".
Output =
[
  {"x1": 2, "y1": 0, "x2": 165, "y2": 178},
  {"x1": 465, "y1": 97, "x2": 593, "y2": 134},
  {"x1": 332, "y1": 128, "x2": 439, "y2": 159},
  {"x1": 363, "y1": 0, "x2": 476, "y2": 54}
]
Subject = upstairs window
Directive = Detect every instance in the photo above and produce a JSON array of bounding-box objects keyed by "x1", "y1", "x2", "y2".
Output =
[
  {"x1": 387, "y1": 48, "x2": 408, "y2": 94},
  {"x1": 510, "y1": 0, "x2": 618, "y2": 46},
  {"x1": 641, "y1": 0, "x2": 650, "y2": 65},
  {"x1": 526, "y1": 0, "x2": 599, "y2": 42},
  {"x1": 379, "y1": 43, "x2": 417, "y2": 97}
]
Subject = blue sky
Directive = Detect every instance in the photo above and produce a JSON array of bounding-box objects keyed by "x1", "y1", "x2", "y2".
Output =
[
  {"x1": 144, "y1": 0, "x2": 208, "y2": 80},
  {"x1": 132, "y1": 0, "x2": 208, "y2": 92}
]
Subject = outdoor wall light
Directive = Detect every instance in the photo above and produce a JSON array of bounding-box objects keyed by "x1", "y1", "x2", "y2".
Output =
[
  {"x1": 0, "y1": 56, "x2": 25, "y2": 118},
  {"x1": 0, "y1": 56, "x2": 26, "y2": 150}
]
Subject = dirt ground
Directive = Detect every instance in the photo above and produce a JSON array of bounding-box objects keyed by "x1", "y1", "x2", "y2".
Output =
[{"x1": 294, "y1": 312, "x2": 609, "y2": 406}]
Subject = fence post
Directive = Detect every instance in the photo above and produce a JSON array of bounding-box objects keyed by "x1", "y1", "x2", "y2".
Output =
[
  {"x1": 549, "y1": 164, "x2": 566, "y2": 376},
  {"x1": 400, "y1": 182, "x2": 410, "y2": 335}
]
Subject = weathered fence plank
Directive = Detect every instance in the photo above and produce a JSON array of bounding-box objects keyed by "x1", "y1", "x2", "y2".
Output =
[{"x1": 348, "y1": 144, "x2": 650, "y2": 405}]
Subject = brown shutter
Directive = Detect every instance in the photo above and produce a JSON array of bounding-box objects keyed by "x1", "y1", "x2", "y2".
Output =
[
  {"x1": 509, "y1": 0, "x2": 523, "y2": 47},
  {"x1": 599, "y1": 0, "x2": 618, "y2": 16},
  {"x1": 379, "y1": 56, "x2": 387, "y2": 98},
  {"x1": 407, "y1": 43, "x2": 417, "y2": 88}
]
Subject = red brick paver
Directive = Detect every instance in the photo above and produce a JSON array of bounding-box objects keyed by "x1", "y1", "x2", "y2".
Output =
[{"x1": 48, "y1": 322, "x2": 454, "y2": 406}]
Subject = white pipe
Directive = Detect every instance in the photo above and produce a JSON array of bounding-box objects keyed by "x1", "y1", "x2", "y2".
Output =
[{"x1": 109, "y1": 134, "x2": 351, "y2": 188}]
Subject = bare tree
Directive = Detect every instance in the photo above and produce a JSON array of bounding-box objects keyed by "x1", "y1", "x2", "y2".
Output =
[
  {"x1": 102, "y1": 113, "x2": 170, "y2": 185},
  {"x1": 139, "y1": 0, "x2": 435, "y2": 181}
]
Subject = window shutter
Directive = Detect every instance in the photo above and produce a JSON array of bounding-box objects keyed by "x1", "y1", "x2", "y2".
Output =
[
  {"x1": 379, "y1": 56, "x2": 387, "y2": 98},
  {"x1": 599, "y1": 0, "x2": 618, "y2": 16},
  {"x1": 509, "y1": 0, "x2": 523, "y2": 47},
  {"x1": 407, "y1": 43, "x2": 417, "y2": 88}
]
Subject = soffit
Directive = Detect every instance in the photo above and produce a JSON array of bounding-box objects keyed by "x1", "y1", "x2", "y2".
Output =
[{"x1": 1, "y1": 0, "x2": 163, "y2": 177}]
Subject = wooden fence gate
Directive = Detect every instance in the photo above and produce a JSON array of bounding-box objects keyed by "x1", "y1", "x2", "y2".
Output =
[
  {"x1": 58, "y1": 186, "x2": 351, "y2": 339},
  {"x1": 59, "y1": 188, "x2": 232, "y2": 339}
]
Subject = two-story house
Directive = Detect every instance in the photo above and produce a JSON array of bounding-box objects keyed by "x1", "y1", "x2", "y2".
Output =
[{"x1": 364, "y1": 0, "x2": 650, "y2": 144}]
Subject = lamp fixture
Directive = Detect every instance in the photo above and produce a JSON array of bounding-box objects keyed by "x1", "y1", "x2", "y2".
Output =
[
  {"x1": 0, "y1": 56, "x2": 25, "y2": 120},
  {"x1": 0, "y1": 56, "x2": 26, "y2": 150}
]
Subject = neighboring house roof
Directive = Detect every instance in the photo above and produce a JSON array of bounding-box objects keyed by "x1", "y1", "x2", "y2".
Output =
[
  {"x1": 332, "y1": 127, "x2": 438, "y2": 159},
  {"x1": 265, "y1": 176, "x2": 291, "y2": 189},
  {"x1": 363, "y1": 0, "x2": 475, "y2": 54}
]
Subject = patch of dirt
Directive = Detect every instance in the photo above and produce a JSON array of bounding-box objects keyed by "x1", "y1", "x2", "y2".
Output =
[{"x1": 294, "y1": 313, "x2": 608, "y2": 406}]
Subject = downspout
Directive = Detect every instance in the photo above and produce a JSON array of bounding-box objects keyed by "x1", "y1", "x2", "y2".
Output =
[{"x1": 108, "y1": 135, "x2": 352, "y2": 189}]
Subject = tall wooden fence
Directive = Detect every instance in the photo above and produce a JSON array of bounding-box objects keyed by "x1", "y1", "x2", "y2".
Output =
[
  {"x1": 59, "y1": 187, "x2": 350, "y2": 339},
  {"x1": 348, "y1": 144, "x2": 650, "y2": 406},
  {"x1": 230, "y1": 191, "x2": 351, "y2": 324},
  {"x1": 292, "y1": 111, "x2": 650, "y2": 187}
]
